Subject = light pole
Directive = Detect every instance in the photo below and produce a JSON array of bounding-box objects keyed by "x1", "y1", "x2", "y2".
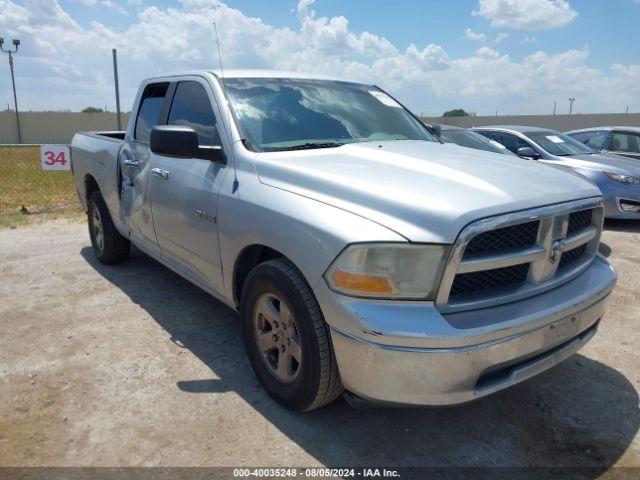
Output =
[
  {"x1": 0, "y1": 37, "x2": 21, "y2": 143},
  {"x1": 112, "y1": 49, "x2": 122, "y2": 131},
  {"x1": 569, "y1": 97, "x2": 575, "y2": 115}
]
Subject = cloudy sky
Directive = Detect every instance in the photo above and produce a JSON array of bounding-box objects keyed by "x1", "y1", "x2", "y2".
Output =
[{"x1": 0, "y1": 0, "x2": 639, "y2": 115}]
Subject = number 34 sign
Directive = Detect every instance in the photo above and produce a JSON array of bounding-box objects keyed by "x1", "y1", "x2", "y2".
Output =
[{"x1": 41, "y1": 145, "x2": 71, "y2": 171}]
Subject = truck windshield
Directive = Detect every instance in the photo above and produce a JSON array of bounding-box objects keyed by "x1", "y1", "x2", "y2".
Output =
[
  {"x1": 527, "y1": 131, "x2": 596, "y2": 156},
  {"x1": 224, "y1": 78, "x2": 437, "y2": 152}
]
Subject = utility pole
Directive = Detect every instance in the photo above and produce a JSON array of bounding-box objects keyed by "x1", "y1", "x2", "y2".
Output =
[
  {"x1": 569, "y1": 97, "x2": 575, "y2": 115},
  {"x1": 0, "y1": 37, "x2": 22, "y2": 143},
  {"x1": 112, "y1": 48, "x2": 122, "y2": 131}
]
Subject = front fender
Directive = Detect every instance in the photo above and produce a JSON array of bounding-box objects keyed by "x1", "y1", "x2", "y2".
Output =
[{"x1": 218, "y1": 171, "x2": 405, "y2": 304}]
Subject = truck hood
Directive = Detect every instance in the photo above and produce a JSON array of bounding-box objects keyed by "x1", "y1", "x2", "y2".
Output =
[
  {"x1": 563, "y1": 153, "x2": 640, "y2": 175},
  {"x1": 254, "y1": 140, "x2": 601, "y2": 243}
]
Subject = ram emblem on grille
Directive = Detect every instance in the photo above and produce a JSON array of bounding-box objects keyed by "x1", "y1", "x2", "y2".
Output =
[{"x1": 549, "y1": 238, "x2": 565, "y2": 263}]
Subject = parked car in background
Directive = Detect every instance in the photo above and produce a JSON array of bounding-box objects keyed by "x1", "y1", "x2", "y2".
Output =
[
  {"x1": 429, "y1": 124, "x2": 517, "y2": 156},
  {"x1": 566, "y1": 126, "x2": 640, "y2": 160},
  {"x1": 71, "y1": 71, "x2": 616, "y2": 411},
  {"x1": 474, "y1": 126, "x2": 640, "y2": 219}
]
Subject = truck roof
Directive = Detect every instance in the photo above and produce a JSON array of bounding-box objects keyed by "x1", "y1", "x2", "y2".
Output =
[{"x1": 149, "y1": 69, "x2": 356, "y2": 83}]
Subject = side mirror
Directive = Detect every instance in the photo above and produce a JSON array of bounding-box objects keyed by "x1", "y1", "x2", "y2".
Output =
[
  {"x1": 517, "y1": 146, "x2": 541, "y2": 159},
  {"x1": 430, "y1": 123, "x2": 442, "y2": 137},
  {"x1": 150, "y1": 125, "x2": 225, "y2": 163}
]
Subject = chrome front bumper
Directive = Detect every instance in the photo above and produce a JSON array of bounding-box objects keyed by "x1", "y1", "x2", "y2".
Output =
[{"x1": 316, "y1": 255, "x2": 616, "y2": 406}]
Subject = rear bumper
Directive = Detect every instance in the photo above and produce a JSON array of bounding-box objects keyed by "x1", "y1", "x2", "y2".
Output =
[{"x1": 317, "y1": 255, "x2": 616, "y2": 406}]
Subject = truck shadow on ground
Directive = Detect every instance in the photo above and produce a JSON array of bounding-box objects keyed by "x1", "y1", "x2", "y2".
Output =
[
  {"x1": 81, "y1": 247, "x2": 639, "y2": 473},
  {"x1": 604, "y1": 219, "x2": 640, "y2": 234}
]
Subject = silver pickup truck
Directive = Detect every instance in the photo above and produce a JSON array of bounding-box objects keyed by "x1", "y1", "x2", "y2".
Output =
[{"x1": 71, "y1": 70, "x2": 616, "y2": 411}]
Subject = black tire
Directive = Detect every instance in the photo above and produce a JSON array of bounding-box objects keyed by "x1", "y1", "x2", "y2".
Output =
[
  {"x1": 241, "y1": 258, "x2": 343, "y2": 411},
  {"x1": 87, "y1": 191, "x2": 130, "y2": 265}
]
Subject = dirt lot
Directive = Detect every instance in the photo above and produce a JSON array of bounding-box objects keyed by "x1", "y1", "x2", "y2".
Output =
[{"x1": 1, "y1": 218, "x2": 639, "y2": 474}]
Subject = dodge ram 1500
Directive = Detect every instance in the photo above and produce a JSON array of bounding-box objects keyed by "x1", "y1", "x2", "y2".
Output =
[{"x1": 71, "y1": 70, "x2": 616, "y2": 411}]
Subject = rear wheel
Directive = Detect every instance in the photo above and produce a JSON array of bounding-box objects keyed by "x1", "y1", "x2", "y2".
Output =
[
  {"x1": 88, "y1": 191, "x2": 130, "y2": 265},
  {"x1": 241, "y1": 258, "x2": 343, "y2": 411}
]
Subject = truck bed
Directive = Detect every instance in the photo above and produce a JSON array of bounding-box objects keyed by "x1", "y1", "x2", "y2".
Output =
[
  {"x1": 78, "y1": 131, "x2": 126, "y2": 142},
  {"x1": 71, "y1": 131, "x2": 125, "y2": 223}
]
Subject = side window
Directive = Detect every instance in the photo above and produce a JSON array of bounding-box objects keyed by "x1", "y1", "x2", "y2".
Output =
[
  {"x1": 500, "y1": 133, "x2": 532, "y2": 154},
  {"x1": 573, "y1": 131, "x2": 609, "y2": 150},
  {"x1": 612, "y1": 132, "x2": 640, "y2": 153},
  {"x1": 570, "y1": 132, "x2": 589, "y2": 143},
  {"x1": 167, "y1": 81, "x2": 220, "y2": 146},
  {"x1": 135, "y1": 83, "x2": 169, "y2": 142},
  {"x1": 481, "y1": 132, "x2": 532, "y2": 154}
]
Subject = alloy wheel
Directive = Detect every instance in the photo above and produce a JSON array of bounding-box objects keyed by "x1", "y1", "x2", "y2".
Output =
[{"x1": 253, "y1": 293, "x2": 302, "y2": 382}]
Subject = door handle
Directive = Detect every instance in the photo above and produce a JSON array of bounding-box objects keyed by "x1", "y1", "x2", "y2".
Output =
[
  {"x1": 151, "y1": 168, "x2": 170, "y2": 180},
  {"x1": 123, "y1": 159, "x2": 140, "y2": 168}
]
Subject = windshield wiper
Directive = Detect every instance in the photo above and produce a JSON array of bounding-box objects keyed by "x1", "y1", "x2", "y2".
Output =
[{"x1": 266, "y1": 142, "x2": 344, "y2": 152}]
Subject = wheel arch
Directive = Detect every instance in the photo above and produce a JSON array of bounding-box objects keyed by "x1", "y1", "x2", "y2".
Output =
[
  {"x1": 233, "y1": 244, "x2": 295, "y2": 308},
  {"x1": 84, "y1": 173, "x2": 100, "y2": 202}
]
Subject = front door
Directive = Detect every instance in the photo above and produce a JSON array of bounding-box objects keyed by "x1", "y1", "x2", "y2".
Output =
[{"x1": 150, "y1": 79, "x2": 228, "y2": 293}]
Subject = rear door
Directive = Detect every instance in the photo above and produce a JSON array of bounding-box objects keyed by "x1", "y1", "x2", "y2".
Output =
[
  {"x1": 120, "y1": 82, "x2": 170, "y2": 254},
  {"x1": 150, "y1": 78, "x2": 228, "y2": 293}
]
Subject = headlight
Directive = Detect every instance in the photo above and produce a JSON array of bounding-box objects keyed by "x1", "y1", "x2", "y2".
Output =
[
  {"x1": 324, "y1": 243, "x2": 450, "y2": 299},
  {"x1": 605, "y1": 172, "x2": 640, "y2": 186}
]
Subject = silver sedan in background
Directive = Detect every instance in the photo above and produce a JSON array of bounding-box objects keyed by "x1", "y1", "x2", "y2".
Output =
[
  {"x1": 566, "y1": 126, "x2": 640, "y2": 161},
  {"x1": 473, "y1": 125, "x2": 640, "y2": 219}
]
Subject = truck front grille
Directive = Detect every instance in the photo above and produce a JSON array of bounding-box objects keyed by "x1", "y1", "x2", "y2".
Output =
[
  {"x1": 463, "y1": 221, "x2": 539, "y2": 258},
  {"x1": 451, "y1": 263, "x2": 529, "y2": 297},
  {"x1": 436, "y1": 199, "x2": 604, "y2": 312},
  {"x1": 568, "y1": 209, "x2": 593, "y2": 235},
  {"x1": 559, "y1": 243, "x2": 588, "y2": 270}
]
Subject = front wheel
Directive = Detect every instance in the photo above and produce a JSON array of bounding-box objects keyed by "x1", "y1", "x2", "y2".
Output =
[
  {"x1": 241, "y1": 258, "x2": 343, "y2": 411},
  {"x1": 87, "y1": 191, "x2": 130, "y2": 265}
]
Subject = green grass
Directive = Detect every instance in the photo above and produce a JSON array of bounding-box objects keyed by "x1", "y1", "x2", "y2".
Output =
[{"x1": 0, "y1": 146, "x2": 82, "y2": 228}]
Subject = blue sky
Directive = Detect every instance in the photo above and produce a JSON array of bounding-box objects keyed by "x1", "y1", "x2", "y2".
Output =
[{"x1": 1, "y1": 0, "x2": 639, "y2": 115}]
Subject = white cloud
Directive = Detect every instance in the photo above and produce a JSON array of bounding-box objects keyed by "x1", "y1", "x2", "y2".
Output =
[
  {"x1": 0, "y1": 0, "x2": 637, "y2": 116},
  {"x1": 473, "y1": 0, "x2": 578, "y2": 30},
  {"x1": 296, "y1": 0, "x2": 315, "y2": 20},
  {"x1": 464, "y1": 28, "x2": 486, "y2": 41},
  {"x1": 521, "y1": 34, "x2": 537, "y2": 44},
  {"x1": 494, "y1": 32, "x2": 509, "y2": 43}
]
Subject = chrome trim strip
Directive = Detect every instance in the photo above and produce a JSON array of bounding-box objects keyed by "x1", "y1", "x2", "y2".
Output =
[
  {"x1": 436, "y1": 197, "x2": 604, "y2": 313},
  {"x1": 562, "y1": 225, "x2": 597, "y2": 252},
  {"x1": 457, "y1": 245, "x2": 547, "y2": 273}
]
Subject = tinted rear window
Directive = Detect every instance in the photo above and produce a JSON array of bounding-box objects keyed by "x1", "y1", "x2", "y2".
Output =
[{"x1": 135, "y1": 83, "x2": 169, "y2": 142}]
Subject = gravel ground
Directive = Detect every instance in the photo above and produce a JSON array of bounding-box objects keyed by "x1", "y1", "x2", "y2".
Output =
[{"x1": 0, "y1": 219, "x2": 639, "y2": 473}]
